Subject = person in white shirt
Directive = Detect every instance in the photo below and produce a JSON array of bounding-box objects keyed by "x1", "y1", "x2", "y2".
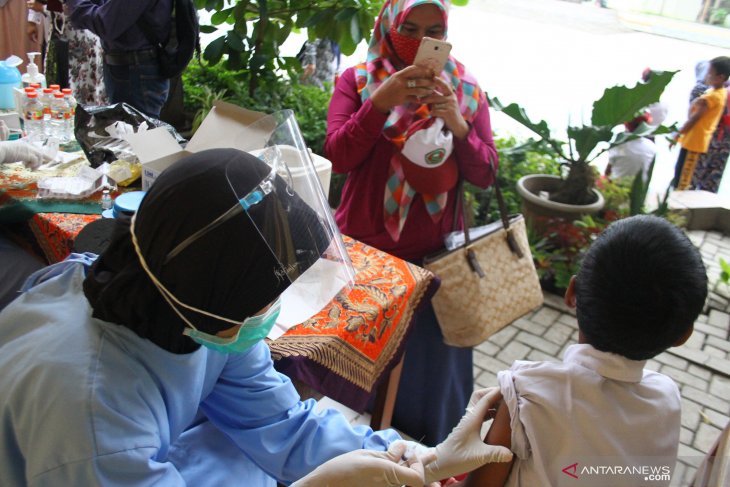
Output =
[{"x1": 463, "y1": 215, "x2": 708, "y2": 487}]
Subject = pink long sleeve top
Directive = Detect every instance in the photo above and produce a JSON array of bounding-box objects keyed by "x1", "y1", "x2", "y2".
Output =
[{"x1": 325, "y1": 66, "x2": 499, "y2": 262}]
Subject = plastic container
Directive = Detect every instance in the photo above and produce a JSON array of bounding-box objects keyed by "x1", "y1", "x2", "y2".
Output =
[
  {"x1": 0, "y1": 56, "x2": 22, "y2": 110},
  {"x1": 112, "y1": 191, "x2": 146, "y2": 217},
  {"x1": 50, "y1": 92, "x2": 70, "y2": 142},
  {"x1": 22, "y1": 92, "x2": 43, "y2": 138},
  {"x1": 61, "y1": 88, "x2": 76, "y2": 117},
  {"x1": 101, "y1": 189, "x2": 113, "y2": 210},
  {"x1": 21, "y1": 52, "x2": 46, "y2": 89},
  {"x1": 40, "y1": 88, "x2": 54, "y2": 137}
]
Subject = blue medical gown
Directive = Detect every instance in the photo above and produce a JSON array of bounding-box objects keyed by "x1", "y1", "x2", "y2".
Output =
[{"x1": 0, "y1": 260, "x2": 401, "y2": 486}]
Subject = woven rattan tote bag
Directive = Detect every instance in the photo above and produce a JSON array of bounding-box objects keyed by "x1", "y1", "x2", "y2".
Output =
[{"x1": 424, "y1": 183, "x2": 543, "y2": 347}]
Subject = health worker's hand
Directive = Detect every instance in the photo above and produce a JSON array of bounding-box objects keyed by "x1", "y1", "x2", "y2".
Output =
[
  {"x1": 0, "y1": 140, "x2": 52, "y2": 170},
  {"x1": 420, "y1": 76, "x2": 469, "y2": 140},
  {"x1": 370, "y1": 65, "x2": 436, "y2": 114},
  {"x1": 414, "y1": 387, "x2": 513, "y2": 483},
  {"x1": 290, "y1": 441, "x2": 437, "y2": 487}
]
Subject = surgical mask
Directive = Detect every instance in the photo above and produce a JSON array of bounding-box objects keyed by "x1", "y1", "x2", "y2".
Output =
[
  {"x1": 129, "y1": 213, "x2": 281, "y2": 354},
  {"x1": 389, "y1": 25, "x2": 421, "y2": 66},
  {"x1": 183, "y1": 298, "x2": 281, "y2": 354}
]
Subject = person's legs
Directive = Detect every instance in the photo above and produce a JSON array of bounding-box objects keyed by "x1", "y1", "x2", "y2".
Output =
[
  {"x1": 0, "y1": 234, "x2": 44, "y2": 311},
  {"x1": 672, "y1": 148, "x2": 688, "y2": 189},
  {"x1": 103, "y1": 60, "x2": 170, "y2": 119},
  {"x1": 678, "y1": 149, "x2": 702, "y2": 190},
  {"x1": 692, "y1": 140, "x2": 730, "y2": 193},
  {"x1": 390, "y1": 301, "x2": 473, "y2": 446}
]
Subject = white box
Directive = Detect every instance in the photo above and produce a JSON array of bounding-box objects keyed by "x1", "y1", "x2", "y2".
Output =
[
  {"x1": 125, "y1": 100, "x2": 269, "y2": 191},
  {"x1": 124, "y1": 101, "x2": 332, "y2": 198}
]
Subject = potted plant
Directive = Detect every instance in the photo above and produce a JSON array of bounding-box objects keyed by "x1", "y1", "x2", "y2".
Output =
[{"x1": 490, "y1": 70, "x2": 677, "y2": 225}]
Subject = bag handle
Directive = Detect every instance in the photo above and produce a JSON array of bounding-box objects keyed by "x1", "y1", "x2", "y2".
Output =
[{"x1": 455, "y1": 177, "x2": 524, "y2": 267}]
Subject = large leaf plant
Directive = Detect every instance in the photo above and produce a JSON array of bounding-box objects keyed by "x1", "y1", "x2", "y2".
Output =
[{"x1": 490, "y1": 70, "x2": 678, "y2": 205}]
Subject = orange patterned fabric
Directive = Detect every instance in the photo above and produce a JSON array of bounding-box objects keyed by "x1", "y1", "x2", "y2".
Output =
[
  {"x1": 269, "y1": 237, "x2": 436, "y2": 410},
  {"x1": 29, "y1": 213, "x2": 101, "y2": 263}
]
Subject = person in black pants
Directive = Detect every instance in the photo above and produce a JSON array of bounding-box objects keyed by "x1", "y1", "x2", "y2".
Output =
[{"x1": 64, "y1": 0, "x2": 171, "y2": 118}]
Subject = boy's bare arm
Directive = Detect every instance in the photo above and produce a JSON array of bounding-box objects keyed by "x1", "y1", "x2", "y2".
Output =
[
  {"x1": 462, "y1": 400, "x2": 515, "y2": 487},
  {"x1": 680, "y1": 98, "x2": 708, "y2": 134}
]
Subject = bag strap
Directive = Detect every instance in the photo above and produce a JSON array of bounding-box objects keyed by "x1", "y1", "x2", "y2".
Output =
[{"x1": 455, "y1": 177, "x2": 524, "y2": 261}]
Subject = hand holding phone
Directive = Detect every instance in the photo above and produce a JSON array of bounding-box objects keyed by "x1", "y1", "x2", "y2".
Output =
[{"x1": 413, "y1": 37, "x2": 452, "y2": 74}]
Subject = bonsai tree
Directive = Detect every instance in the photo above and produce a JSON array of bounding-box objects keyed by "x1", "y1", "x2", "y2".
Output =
[{"x1": 490, "y1": 70, "x2": 677, "y2": 205}]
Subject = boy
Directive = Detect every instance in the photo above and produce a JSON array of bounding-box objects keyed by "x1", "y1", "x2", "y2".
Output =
[
  {"x1": 464, "y1": 215, "x2": 708, "y2": 487},
  {"x1": 672, "y1": 56, "x2": 730, "y2": 190}
]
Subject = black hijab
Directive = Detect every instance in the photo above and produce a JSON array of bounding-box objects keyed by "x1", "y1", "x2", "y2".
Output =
[{"x1": 83, "y1": 148, "x2": 328, "y2": 354}]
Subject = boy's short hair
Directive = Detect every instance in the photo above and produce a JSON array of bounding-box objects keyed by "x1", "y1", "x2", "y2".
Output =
[
  {"x1": 710, "y1": 56, "x2": 730, "y2": 80},
  {"x1": 575, "y1": 215, "x2": 707, "y2": 361}
]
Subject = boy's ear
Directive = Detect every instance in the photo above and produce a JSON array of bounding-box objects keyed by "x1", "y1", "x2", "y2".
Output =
[
  {"x1": 564, "y1": 276, "x2": 577, "y2": 309},
  {"x1": 673, "y1": 325, "x2": 694, "y2": 347}
]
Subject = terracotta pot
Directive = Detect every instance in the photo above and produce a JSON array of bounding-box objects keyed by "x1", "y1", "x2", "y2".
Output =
[{"x1": 516, "y1": 174, "x2": 605, "y2": 232}]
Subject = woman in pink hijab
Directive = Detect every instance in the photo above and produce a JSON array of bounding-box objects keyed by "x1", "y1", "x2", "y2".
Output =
[{"x1": 326, "y1": 0, "x2": 498, "y2": 446}]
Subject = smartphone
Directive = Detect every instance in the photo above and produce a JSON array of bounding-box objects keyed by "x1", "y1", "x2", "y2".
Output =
[{"x1": 413, "y1": 37, "x2": 452, "y2": 74}]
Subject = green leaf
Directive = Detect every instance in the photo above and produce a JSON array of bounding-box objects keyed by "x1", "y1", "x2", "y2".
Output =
[
  {"x1": 203, "y1": 35, "x2": 226, "y2": 64},
  {"x1": 234, "y1": 18, "x2": 248, "y2": 37},
  {"x1": 200, "y1": 25, "x2": 218, "y2": 34},
  {"x1": 350, "y1": 15, "x2": 362, "y2": 46},
  {"x1": 335, "y1": 6, "x2": 358, "y2": 22},
  {"x1": 591, "y1": 70, "x2": 677, "y2": 127},
  {"x1": 227, "y1": 30, "x2": 245, "y2": 51},
  {"x1": 451, "y1": 0, "x2": 469, "y2": 5},
  {"x1": 304, "y1": 10, "x2": 330, "y2": 28},
  {"x1": 490, "y1": 96, "x2": 552, "y2": 140},
  {"x1": 567, "y1": 125, "x2": 612, "y2": 163},
  {"x1": 211, "y1": 8, "x2": 233, "y2": 25}
]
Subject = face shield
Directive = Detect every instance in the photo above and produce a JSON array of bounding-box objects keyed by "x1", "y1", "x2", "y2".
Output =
[{"x1": 226, "y1": 110, "x2": 355, "y2": 336}]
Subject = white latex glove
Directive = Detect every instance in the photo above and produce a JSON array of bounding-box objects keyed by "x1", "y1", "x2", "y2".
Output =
[
  {"x1": 0, "y1": 121, "x2": 8, "y2": 141},
  {"x1": 408, "y1": 387, "x2": 514, "y2": 484},
  {"x1": 0, "y1": 140, "x2": 52, "y2": 170},
  {"x1": 290, "y1": 441, "x2": 437, "y2": 487}
]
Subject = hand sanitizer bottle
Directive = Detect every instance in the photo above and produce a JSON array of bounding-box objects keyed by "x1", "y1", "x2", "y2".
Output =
[{"x1": 21, "y1": 52, "x2": 46, "y2": 89}]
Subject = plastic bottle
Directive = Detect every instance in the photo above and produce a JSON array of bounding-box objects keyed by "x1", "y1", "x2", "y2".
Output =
[
  {"x1": 101, "y1": 190, "x2": 113, "y2": 210},
  {"x1": 61, "y1": 88, "x2": 76, "y2": 140},
  {"x1": 40, "y1": 88, "x2": 54, "y2": 138},
  {"x1": 23, "y1": 92, "x2": 44, "y2": 138},
  {"x1": 21, "y1": 52, "x2": 46, "y2": 89},
  {"x1": 50, "y1": 92, "x2": 70, "y2": 142}
]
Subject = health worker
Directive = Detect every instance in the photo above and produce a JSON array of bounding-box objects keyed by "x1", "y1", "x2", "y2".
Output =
[{"x1": 0, "y1": 124, "x2": 510, "y2": 485}]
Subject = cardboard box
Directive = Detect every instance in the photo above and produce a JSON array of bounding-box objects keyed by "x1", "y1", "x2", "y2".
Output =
[{"x1": 125, "y1": 100, "x2": 269, "y2": 191}]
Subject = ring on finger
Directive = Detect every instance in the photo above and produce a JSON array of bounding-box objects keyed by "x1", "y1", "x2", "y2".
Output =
[
  {"x1": 435, "y1": 103, "x2": 446, "y2": 110},
  {"x1": 407, "y1": 80, "x2": 416, "y2": 88}
]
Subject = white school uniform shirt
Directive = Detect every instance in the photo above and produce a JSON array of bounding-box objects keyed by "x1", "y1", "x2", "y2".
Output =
[{"x1": 499, "y1": 344, "x2": 681, "y2": 487}]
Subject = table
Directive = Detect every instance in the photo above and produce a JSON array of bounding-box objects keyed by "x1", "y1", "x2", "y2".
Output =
[{"x1": 1, "y1": 166, "x2": 438, "y2": 428}]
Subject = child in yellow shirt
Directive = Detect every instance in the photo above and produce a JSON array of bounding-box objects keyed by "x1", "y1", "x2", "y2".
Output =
[{"x1": 672, "y1": 56, "x2": 730, "y2": 190}]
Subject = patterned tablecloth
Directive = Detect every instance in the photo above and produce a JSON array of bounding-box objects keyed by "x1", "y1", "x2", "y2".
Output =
[
  {"x1": 269, "y1": 237, "x2": 437, "y2": 413},
  {"x1": 9, "y1": 208, "x2": 438, "y2": 414}
]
